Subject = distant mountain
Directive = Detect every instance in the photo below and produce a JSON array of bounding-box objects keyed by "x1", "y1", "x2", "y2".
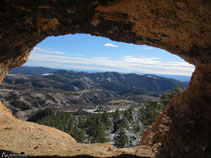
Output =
[
  {"x1": 7, "y1": 66, "x2": 189, "y2": 95},
  {"x1": 153, "y1": 74, "x2": 191, "y2": 82},
  {"x1": 9, "y1": 66, "x2": 60, "y2": 76},
  {"x1": 0, "y1": 66, "x2": 189, "y2": 120},
  {"x1": 9, "y1": 66, "x2": 192, "y2": 82},
  {"x1": 8, "y1": 67, "x2": 188, "y2": 93}
]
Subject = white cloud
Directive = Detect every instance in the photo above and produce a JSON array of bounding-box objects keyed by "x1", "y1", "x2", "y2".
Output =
[
  {"x1": 141, "y1": 45, "x2": 155, "y2": 50},
  {"x1": 27, "y1": 52, "x2": 195, "y2": 76},
  {"x1": 72, "y1": 54, "x2": 83, "y2": 57},
  {"x1": 122, "y1": 56, "x2": 160, "y2": 65},
  {"x1": 104, "y1": 43, "x2": 118, "y2": 47},
  {"x1": 33, "y1": 47, "x2": 65, "y2": 54},
  {"x1": 91, "y1": 57, "x2": 110, "y2": 60},
  {"x1": 32, "y1": 47, "x2": 83, "y2": 56}
]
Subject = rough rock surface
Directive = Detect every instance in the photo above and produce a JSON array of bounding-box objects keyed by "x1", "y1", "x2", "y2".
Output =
[
  {"x1": 0, "y1": 0, "x2": 211, "y2": 157},
  {"x1": 142, "y1": 65, "x2": 211, "y2": 158}
]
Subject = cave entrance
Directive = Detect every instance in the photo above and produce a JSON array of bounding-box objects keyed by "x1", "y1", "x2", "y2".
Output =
[{"x1": 2, "y1": 33, "x2": 195, "y2": 148}]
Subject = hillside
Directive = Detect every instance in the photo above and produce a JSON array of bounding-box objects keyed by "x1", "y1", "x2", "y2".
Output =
[
  {"x1": 0, "y1": 66, "x2": 188, "y2": 120},
  {"x1": 9, "y1": 66, "x2": 60, "y2": 76}
]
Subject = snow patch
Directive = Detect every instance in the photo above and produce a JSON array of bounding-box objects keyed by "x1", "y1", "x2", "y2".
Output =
[
  {"x1": 136, "y1": 73, "x2": 144, "y2": 76},
  {"x1": 147, "y1": 75, "x2": 157, "y2": 79},
  {"x1": 106, "y1": 77, "x2": 112, "y2": 82},
  {"x1": 7, "y1": 74, "x2": 17, "y2": 76},
  {"x1": 41, "y1": 73, "x2": 53, "y2": 76}
]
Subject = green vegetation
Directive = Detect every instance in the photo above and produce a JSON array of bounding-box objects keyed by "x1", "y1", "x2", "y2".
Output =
[
  {"x1": 35, "y1": 88, "x2": 182, "y2": 148},
  {"x1": 36, "y1": 108, "x2": 141, "y2": 147},
  {"x1": 160, "y1": 87, "x2": 182, "y2": 107},
  {"x1": 139, "y1": 99, "x2": 163, "y2": 128},
  {"x1": 139, "y1": 87, "x2": 182, "y2": 128},
  {"x1": 114, "y1": 127, "x2": 129, "y2": 148}
]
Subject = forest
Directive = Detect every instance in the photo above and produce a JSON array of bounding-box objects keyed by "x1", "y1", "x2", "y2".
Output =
[{"x1": 35, "y1": 88, "x2": 181, "y2": 148}]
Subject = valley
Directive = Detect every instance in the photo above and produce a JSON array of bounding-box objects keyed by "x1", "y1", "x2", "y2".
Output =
[
  {"x1": 0, "y1": 66, "x2": 188, "y2": 121},
  {"x1": 0, "y1": 66, "x2": 187, "y2": 148}
]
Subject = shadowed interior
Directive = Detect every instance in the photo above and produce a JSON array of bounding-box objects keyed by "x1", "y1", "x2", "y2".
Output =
[{"x1": 0, "y1": 0, "x2": 211, "y2": 158}]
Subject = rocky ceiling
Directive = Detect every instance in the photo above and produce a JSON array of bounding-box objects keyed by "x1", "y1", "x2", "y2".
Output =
[{"x1": 0, "y1": 0, "x2": 211, "y2": 158}]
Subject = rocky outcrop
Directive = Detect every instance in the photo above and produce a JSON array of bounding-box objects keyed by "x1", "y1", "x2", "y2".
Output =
[{"x1": 0, "y1": 0, "x2": 211, "y2": 157}]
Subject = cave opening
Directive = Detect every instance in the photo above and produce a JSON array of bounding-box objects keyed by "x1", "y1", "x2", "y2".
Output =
[
  {"x1": 0, "y1": 1, "x2": 210, "y2": 157},
  {"x1": 1, "y1": 33, "x2": 195, "y2": 148}
]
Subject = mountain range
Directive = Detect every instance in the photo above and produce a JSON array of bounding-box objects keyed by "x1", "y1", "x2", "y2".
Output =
[
  {"x1": 10, "y1": 66, "x2": 191, "y2": 81},
  {"x1": 0, "y1": 66, "x2": 189, "y2": 120}
]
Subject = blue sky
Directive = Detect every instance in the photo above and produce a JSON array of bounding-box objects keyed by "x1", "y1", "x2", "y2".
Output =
[{"x1": 25, "y1": 34, "x2": 195, "y2": 76}]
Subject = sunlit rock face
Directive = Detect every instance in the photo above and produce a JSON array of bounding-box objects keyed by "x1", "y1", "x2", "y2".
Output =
[{"x1": 0, "y1": 0, "x2": 210, "y2": 157}]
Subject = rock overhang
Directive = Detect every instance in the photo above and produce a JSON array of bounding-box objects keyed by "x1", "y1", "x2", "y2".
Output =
[{"x1": 0, "y1": 0, "x2": 211, "y2": 157}]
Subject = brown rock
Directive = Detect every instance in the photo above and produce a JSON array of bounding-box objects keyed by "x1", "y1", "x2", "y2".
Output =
[
  {"x1": 0, "y1": 0, "x2": 211, "y2": 157},
  {"x1": 142, "y1": 65, "x2": 211, "y2": 158}
]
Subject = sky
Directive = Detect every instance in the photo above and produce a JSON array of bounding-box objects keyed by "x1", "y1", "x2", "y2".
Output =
[{"x1": 25, "y1": 34, "x2": 195, "y2": 76}]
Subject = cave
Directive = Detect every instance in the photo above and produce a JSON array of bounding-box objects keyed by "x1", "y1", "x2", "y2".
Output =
[{"x1": 0, "y1": 0, "x2": 210, "y2": 158}]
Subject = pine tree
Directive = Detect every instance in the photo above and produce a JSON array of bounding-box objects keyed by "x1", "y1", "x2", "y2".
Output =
[
  {"x1": 124, "y1": 107, "x2": 134, "y2": 123},
  {"x1": 101, "y1": 111, "x2": 112, "y2": 130},
  {"x1": 114, "y1": 127, "x2": 129, "y2": 148},
  {"x1": 68, "y1": 115, "x2": 75, "y2": 136},
  {"x1": 121, "y1": 118, "x2": 130, "y2": 130},
  {"x1": 160, "y1": 87, "x2": 182, "y2": 108},
  {"x1": 73, "y1": 126, "x2": 86, "y2": 143},
  {"x1": 113, "y1": 108, "x2": 121, "y2": 121},
  {"x1": 94, "y1": 122, "x2": 109, "y2": 143},
  {"x1": 78, "y1": 115, "x2": 86, "y2": 128},
  {"x1": 139, "y1": 99, "x2": 163, "y2": 128},
  {"x1": 77, "y1": 128, "x2": 86, "y2": 143},
  {"x1": 86, "y1": 114, "x2": 100, "y2": 137},
  {"x1": 112, "y1": 109, "x2": 121, "y2": 133}
]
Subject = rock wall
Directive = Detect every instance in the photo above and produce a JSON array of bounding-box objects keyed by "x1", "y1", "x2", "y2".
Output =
[
  {"x1": 141, "y1": 65, "x2": 211, "y2": 157},
  {"x1": 0, "y1": 0, "x2": 211, "y2": 157}
]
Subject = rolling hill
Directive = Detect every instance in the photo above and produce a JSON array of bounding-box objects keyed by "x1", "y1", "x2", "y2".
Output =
[{"x1": 0, "y1": 66, "x2": 188, "y2": 120}]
